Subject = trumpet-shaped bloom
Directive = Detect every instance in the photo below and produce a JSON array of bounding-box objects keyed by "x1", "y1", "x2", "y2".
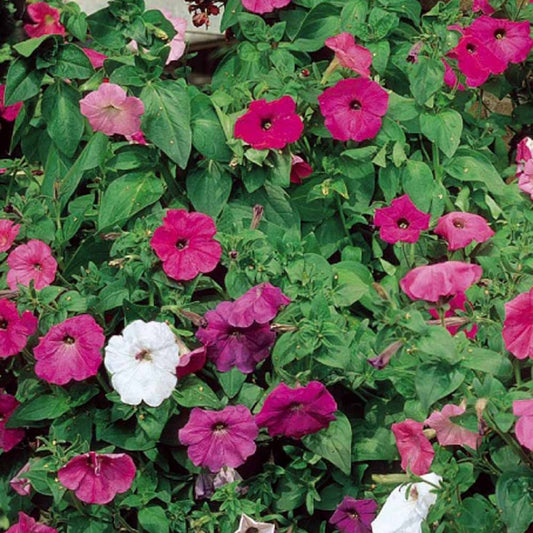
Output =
[
  {"x1": 10, "y1": 462, "x2": 31, "y2": 496},
  {"x1": 442, "y1": 59, "x2": 465, "y2": 91},
  {"x1": 329, "y1": 497, "x2": 377, "y2": 533},
  {"x1": 7, "y1": 240, "x2": 57, "y2": 291},
  {"x1": 434, "y1": 212, "x2": 494, "y2": 250},
  {"x1": 0, "y1": 219, "x2": 20, "y2": 252},
  {"x1": 161, "y1": 11, "x2": 187, "y2": 63},
  {"x1": 0, "y1": 299, "x2": 37, "y2": 358},
  {"x1": 0, "y1": 85, "x2": 23, "y2": 122},
  {"x1": 290, "y1": 155, "x2": 313, "y2": 184},
  {"x1": 425, "y1": 404, "x2": 480, "y2": 449},
  {"x1": 82, "y1": 48, "x2": 107, "y2": 69},
  {"x1": 325, "y1": 33, "x2": 373, "y2": 77},
  {"x1": 24, "y1": 2, "x2": 65, "y2": 38},
  {"x1": 234, "y1": 514, "x2": 275, "y2": 533},
  {"x1": 516, "y1": 137, "x2": 533, "y2": 199},
  {"x1": 241, "y1": 0, "x2": 291, "y2": 15},
  {"x1": 176, "y1": 345, "x2": 206, "y2": 378},
  {"x1": 6, "y1": 512, "x2": 57, "y2": 533},
  {"x1": 503, "y1": 288, "x2": 533, "y2": 359},
  {"x1": 391, "y1": 419, "x2": 434, "y2": 475},
  {"x1": 0, "y1": 393, "x2": 25, "y2": 452},
  {"x1": 513, "y1": 399, "x2": 533, "y2": 451}
]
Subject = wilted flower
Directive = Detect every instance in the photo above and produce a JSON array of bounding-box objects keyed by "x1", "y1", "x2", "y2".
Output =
[
  {"x1": 24, "y1": 2, "x2": 65, "y2": 38},
  {"x1": 329, "y1": 497, "x2": 377, "y2": 533},
  {"x1": 7, "y1": 240, "x2": 58, "y2": 291},
  {"x1": 325, "y1": 32, "x2": 373, "y2": 77},
  {"x1": 513, "y1": 399, "x2": 533, "y2": 451},
  {"x1": 195, "y1": 466, "x2": 243, "y2": 499},
  {"x1": 5, "y1": 512, "x2": 57, "y2": 533},
  {"x1": 367, "y1": 340, "x2": 403, "y2": 370},
  {"x1": 241, "y1": 0, "x2": 291, "y2": 15},
  {"x1": 0, "y1": 85, "x2": 23, "y2": 122},
  {"x1": 10, "y1": 462, "x2": 31, "y2": 496},
  {"x1": 0, "y1": 299, "x2": 37, "y2": 358},
  {"x1": 391, "y1": 419, "x2": 434, "y2": 475},
  {"x1": 234, "y1": 514, "x2": 275, "y2": 533},
  {"x1": 425, "y1": 403, "x2": 480, "y2": 449},
  {"x1": 0, "y1": 392, "x2": 25, "y2": 452},
  {"x1": 434, "y1": 212, "x2": 494, "y2": 251},
  {"x1": 290, "y1": 155, "x2": 313, "y2": 184},
  {"x1": 503, "y1": 288, "x2": 533, "y2": 359},
  {"x1": 82, "y1": 48, "x2": 107, "y2": 69}
]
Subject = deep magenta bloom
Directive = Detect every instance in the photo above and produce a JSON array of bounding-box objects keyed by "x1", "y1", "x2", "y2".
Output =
[
  {"x1": 82, "y1": 48, "x2": 107, "y2": 69},
  {"x1": 0, "y1": 219, "x2": 20, "y2": 252},
  {"x1": 34, "y1": 315, "x2": 105, "y2": 385},
  {"x1": 0, "y1": 85, "x2": 23, "y2": 122},
  {"x1": 513, "y1": 399, "x2": 533, "y2": 451},
  {"x1": 7, "y1": 239, "x2": 57, "y2": 291},
  {"x1": 150, "y1": 209, "x2": 222, "y2": 281},
  {"x1": 325, "y1": 32, "x2": 373, "y2": 77},
  {"x1": 472, "y1": 0, "x2": 494, "y2": 14},
  {"x1": 318, "y1": 78, "x2": 389, "y2": 142},
  {"x1": 24, "y1": 2, "x2": 65, "y2": 38},
  {"x1": 373, "y1": 195, "x2": 430, "y2": 244},
  {"x1": 176, "y1": 345, "x2": 207, "y2": 378},
  {"x1": 290, "y1": 155, "x2": 313, "y2": 184},
  {"x1": 5, "y1": 512, "x2": 57, "y2": 533},
  {"x1": 442, "y1": 58, "x2": 465, "y2": 91},
  {"x1": 434, "y1": 212, "x2": 494, "y2": 251},
  {"x1": 58, "y1": 452, "x2": 136, "y2": 504},
  {"x1": 425, "y1": 404, "x2": 480, "y2": 450},
  {"x1": 503, "y1": 288, "x2": 533, "y2": 359},
  {"x1": 0, "y1": 393, "x2": 25, "y2": 452},
  {"x1": 391, "y1": 419, "x2": 434, "y2": 475},
  {"x1": 516, "y1": 137, "x2": 533, "y2": 199},
  {"x1": 400, "y1": 261, "x2": 482, "y2": 302},
  {"x1": 242, "y1": 0, "x2": 291, "y2": 14},
  {"x1": 255, "y1": 381, "x2": 337, "y2": 439},
  {"x1": 178, "y1": 405, "x2": 258, "y2": 472},
  {"x1": 196, "y1": 301, "x2": 276, "y2": 373},
  {"x1": 329, "y1": 497, "x2": 377, "y2": 533},
  {"x1": 428, "y1": 292, "x2": 478, "y2": 339},
  {"x1": 234, "y1": 96, "x2": 303, "y2": 150},
  {"x1": 0, "y1": 299, "x2": 37, "y2": 358}
]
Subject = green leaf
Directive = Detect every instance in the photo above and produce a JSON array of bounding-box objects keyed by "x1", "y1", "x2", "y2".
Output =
[
  {"x1": 138, "y1": 506, "x2": 169, "y2": 533},
  {"x1": 87, "y1": 9, "x2": 125, "y2": 49},
  {"x1": 409, "y1": 57, "x2": 444, "y2": 105},
  {"x1": 418, "y1": 328, "x2": 459, "y2": 364},
  {"x1": 186, "y1": 164, "x2": 232, "y2": 219},
  {"x1": 415, "y1": 362, "x2": 465, "y2": 412},
  {"x1": 290, "y1": 3, "x2": 342, "y2": 52},
  {"x1": 174, "y1": 376, "x2": 222, "y2": 409},
  {"x1": 342, "y1": 146, "x2": 378, "y2": 161},
  {"x1": 4, "y1": 57, "x2": 44, "y2": 105},
  {"x1": 401, "y1": 160, "x2": 434, "y2": 211},
  {"x1": 217, "y1": 368, "x2": 247, "y2": 398},
  {"x1": 49, "y1": 44, "x2": 94, "y2": 79},
  {"x1": 496, "y1": 470, "x2": 533, "y2": 533},
  {"x1": 445, "y1": 154, "x2": 505, "y2": 195},
  {"x1": 462, "y1": 348, "x2": 513, "y2": 380},
  {"x1": 387, "y1": 92, "x2": 419, "y2": 122},
  {"x1": 7, "y1": 395, "x2": 70, "y2": 425},
  {"x1": 13, "y1": 35, "x2": 56, "y2": 57},
  {"x1": 420, "y1": 109, "x2": 463, "y2": 158}
]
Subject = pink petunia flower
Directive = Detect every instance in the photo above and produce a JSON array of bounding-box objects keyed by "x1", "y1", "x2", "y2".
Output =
[
  {"x1": 24, "y1": 2, "x2": 65, "y2": 38},
  {"x1": 241, "y1": 0, "x2": 291, "y2": 15},
  {"x1": 325, "y1": 32, "x2": 373, "y2": 77},
  {"x1": 329, "y1": 497, "x2": 378, "y2": 533},
  {"x1": 318, "y1": 78, "x2": 389, "y2": 142},
  {"x1": 255, "y1": 381, "x2": 337, "y2": 439},
  {"x1": 434, "y1": 212, "x2": 494, "y2": 251},
  {"x1": 176, "y1": 345, "x2": 207, "y2": 378},
  {"x1": 0, "y1": 392, "x2": 25, "y2": 452},
  {"x1": 290, "y1": 155, "x2": 313, "y2": 184},
  {"x1": 472, "y1": 0, "x2": 495, "y2": 14},
  {"x1": 58, "y1": 452, "x2": 136, "y2": 504},
  {"x1": 34, "y1": 314, "x2": 105, "y2": 385},
  {"x1": 503, "y1": 288, "x2": 533, "y2": 359},
  {"x1": 425, "y1": 404, "x2": 480, "y2": 449},
  {"x1": 0, "y1": 85, "x2": 23, "y2": 122},
  {"x1": 373, "y1": 195, "x2": 431, "y2": 244},
  {"x1": 428, "y1": 292, "x2": 478, "y2": 339},
  {"x1": 196, "y1": 301, "x2": 276, "y2": 373},
  {"x1": 178, "y1": 405, "x2": 258, "y2": 472},
  {"x1": 391, "y1": 419, "x2": 434, "y2": 475},
  {"x1": 0, "y1": 219, "x2": 20, "y2": 252},
  {"x1": 7, "y1": 240, "x2": 57, "y2": 291},
  {"x1": 234, "y1": 96, "x2": 304, "y2": 150},
  {"x1": 0, "y1": 299, "x2": 38, "y2": 358},
  {"x1": 161, "y1": 11, "x2": 187, "y2": 64},
  {"x1": 441, "y1": 58, "x2": 465, "y2": 91},
  {"x1": 150, "y1": 209, "x2": 222, "y2": 281},
  {"x1": 5, "y1": 512, "x2": 57, "y2": 533},
  {"x1": 513, "y1": 399, "x2": 533, "y2": 451},
  {"x1": 80, "y1": 83, "x2": 145, "y2": 137},
  {"x1": 400, "y1": 261, "x2": 482, "y2": 303},
  {"x1": 10, "y1": 462, "x2": 31, "y2": 496},
  {"x1": 82, "y1": 48, "x2": 107, "y2": 69},
  {"x1": 516, "y1": 137, "x2": 533, "y2": 199}
]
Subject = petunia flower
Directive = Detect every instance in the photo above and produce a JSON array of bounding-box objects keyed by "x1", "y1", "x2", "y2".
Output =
[
  {"x1": 0, "y1": 299, "x2": 38, "y2": 358},
  {"x1": 434, "y1": 211, "x2": 494, "y2": 251},
  {"x1": 178, "y1": 405, "x2": 258, "y2": 472},
  {"x1": 329, "y1": 497, "x2": 377, "y2": 533},
  {"x1": 513, "y1": 399, "x2": 533, "y2": 451},
  {"x1": 177, "y1": 345, "x2": 207, "y2": 378},
  {"x1": 425, "y1": 404, "x2": 481, "y2": 449},
  {"x1": 80, "y1": 83, "x2": 145, "y2": 137},
  {"x1": 318, "y1": 78, "x2": 389, "y2": 142},
  {"x1": 234, "y1": 95, "x2": 304, "y2": 150},
  {"x1": 516, "y1": 137, "x2": 533, "y2": 199},
  {"x1": 10, "y1": 462, "x2": 31, "y2": 496},
  {"x1": 428, "y1": 292, "x2": 477, "y2": 339},
  {"x1": 391, "y1": 419, "x2": 434, "y2": 475},
  {"x1": 0, "y1": 219, "x2": 20, "y2": 252},
  {"x1": 161, "y1": 11, "x2": 187, "y2": 64},
  {"x1": 24, "y1": 2, "x2": 66, "y2": 38},
  {"x1": 104, "y1": 320, "x2": 182, "y2": 407},
  {"x1": 441, "y1": 58, "x2": 465, "y2": 91},
  {"x1": 373, "y1": 195, "x2": 431, "y2": 244},
  {"x1": 7, "y1": 239, "x2": 58, "y2": 291},
  {"x1": 503, "y1": 288, "x2": 533, "y2": 359},
  {"x1": 234, "y1": 514, "x2": 275, "y2": 533},
  {"x1": 371, "y1": 473, "x2": 442, "y2": 533},
  {"x1": 255, "y1": 381, "x2": 337, "y2": 439},
  {"x1": 0, "y1": 85, "x2": 23, "y2": 122},
  {"x1": 125, "y1": 130, "x2": 147, "y2": 145},
  {"x1": 82, "y1": 48, "x2": 107, "y2": 69},
  {"x1": 5, "y1": 512, "x2": 58, "y2": 533},
  {"x1": 150, "y1": 209, "x2": 222, "y2": 281},
  {"x1": 290, "y1": 154, "x2": 313, "y2": 184},
  {"x1": 58, "y1": 451, "x2": 136, "y2": 504},
  {"x1": 0, "y1": 392, "x2": 25, "y2": 452},
  {"x1": 325, "y1": 32, "x2": 373, "y2": 77},
  {"x1": 34, "y1": 314, "x2": 105, "y2": 385},
  {"x1": 241, "y1": 0, "x2": 291, "y2": 15},
  {"x1": 472, "y1": 0, "x2": 495, "y2": 14}
]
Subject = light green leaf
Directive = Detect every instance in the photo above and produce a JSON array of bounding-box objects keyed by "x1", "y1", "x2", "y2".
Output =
[{"x1": 420, "y1": 109, "x2": 463, "y2": 158}]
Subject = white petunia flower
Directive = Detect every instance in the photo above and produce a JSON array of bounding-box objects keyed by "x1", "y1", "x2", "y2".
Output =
[
  {"x1": 234, "y1": 514, "x2": 275, "y2": 533},
  {"x1": 371, "y1": 472, "x2": 442, "y2": 533},
  {"x1": 104, "y1": 320, "x2": 181, "y2": 407}
]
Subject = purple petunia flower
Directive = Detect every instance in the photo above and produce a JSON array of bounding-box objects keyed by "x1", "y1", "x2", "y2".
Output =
[{"x1": 329, "y1": 497, "x2": 378, "y2": 533}]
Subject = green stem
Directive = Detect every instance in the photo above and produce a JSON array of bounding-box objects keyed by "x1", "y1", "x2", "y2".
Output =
[
  {"x1": 513, "y1": 358, "x2": 523, "y2": 387},
  {"x1": 336, "y1": 195, "x2": 355, "y2": 246}
]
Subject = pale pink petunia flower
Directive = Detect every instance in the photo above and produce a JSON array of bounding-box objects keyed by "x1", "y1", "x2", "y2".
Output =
[
  {"x1": 0, "y1": 392, "x2": 25, "y2": 452},
  {"x1": 7, "y1": 240, "x2": 58, "y2": 291},
  {"x1": 513, "y1": 399, "x2": 533, "y2": 451},
  {"x1": 0, "y1": 219, "x2": 20, "y2": 252},
  {"x1": 425, "y1": 404, "x2": 480, "y2": 449},
  {"x1": 290, "y1": 155, "x2": 313, "y2": 184},
  {"x1": 325, "y1": 32, "x2": 373, "y2": 78},
  {"x1": 82, "y1": 48, "x2": 107, "y2": 69},
  {"x1": 391, "y1": 419, "x2": 434, "y2": 475},
  {"x1": 242, "y1": 0, "x2": 291, "y2": 15},
  {"x1": 5, "y1": 512, "x2": 57, "y2": 533},
  {"x1": 24, "y1": 2, "x2": 65, "y2": 38},
  {"x1": 434, "y1": 212, "x2": 494, "y2": 251},
  {"x1": 0, "y1": 299, "x2": 38, "y2": 358},
  {"x1": 0, "y1": 85, "x2": 23, "y2": 122},
  {"x1": 503, "y1": 288, "x2": 533, "y2": 359},
  {"x1": 10, "y1": 462, "x2": 31, "y2": 496},
  {"x1": 161, "y1": 10, "x2": 187, "y2": 64}
]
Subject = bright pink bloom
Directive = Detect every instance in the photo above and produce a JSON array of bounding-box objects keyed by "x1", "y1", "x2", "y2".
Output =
[
  {"x1": 318, "y1": 78, "x2": 389, "y2": 142},
  {"x1": 5, "y1": 512, "x2": 57, "y2": 533},
  {"x1": 10, "y1": 462, "x2": 31, "y2": 496},
  {"x1": 472, "y1": 0, "x2": 494, "y2": 14},
  {"x1": 434, "y1": 211, "x2": 494, "y2": 251},
  {"x1": 34, "y1": 314, "x2": 105, "y2": 385},
  {"x1": 255, "y1": 381, "x2": 337, "y2": 439},
  {"x1": 58, "y1": 452, "x2": 136, "y2": 504},
  {"x1": 176, "y1": 345, "x2": 207, "y2": 378},
  {"x1": 426, "y1": 404, "x2": 480, "y2": 449},
  {"x1": 178, "y1": 405, "x2": 258, "y2": 472},
  {"x1": 82, "y1": 48, "x2": 107, "y2": 69},
  {"x1": 513, "y1": 399, "x2": 533, "y2": 451},
  {"x1": 400, "y1": 261, "x2": 482, "y2": 303},
  {"x1": 161, "y1": 11, "x2": 187, "y2": 63},
  {"x1": 234, "y1": 96, "x2": 303, "y2": 150},
  {"x1": 329, "y1": 497, "x2": 377, "y2": 533},
  {"x1": 290, "y1": 155, "x2": 313, "y2": 184},
  {"x1": 241, "y1": 0, "x2": 291, "y2": 14},
  {"x1": 0, "y1": 299, "x2": 37, "y2": 358},
  {"x1": 150, "y1": 209, "x2": 222, "y2": 281},
  {"x1": 80, "y1": 83, "x2": 144, "y2": 137},
  {"x1": 516, "y1": 137, "x2": 533, "y2": 199},
  {"x1": 7, "y1": 239, "x2": 57, "y2": 291},
  {"x1": 503, "y1": 288, "x2": 533, "y2": 359},
  {"x1": 196, "y1": 301, "x2": 276, "y2": 373},
  {"x1": 441, "y1": 58, "x2": 465, "y2": 91},
  {"x1": 125, "y1": 130, "x2": 147, "y2": 145},
  {"x1": 0, "y1": 393, "x2": 25, "y2": 452},
  {"x1": 0, "y1": 85, "x2": 23, "y2": 122},
  {"x1": 0, "y1": 219, "x2": 20, "y2": 252},
  {"x1": 325, "y1": 32, "x2": 373, "y2": 77},
  {"x1": 24, "y1": 2, "x2": 65, "y2": 38},
  {"x1": 391, "y1": 419, "x2": 434, "y2": 475},
  {"x1": 428, "y1": 292, "x2": 478, "y2": 339},
  {"x1": 373, "y1": 195, "x2": 430, "y2": 244}
]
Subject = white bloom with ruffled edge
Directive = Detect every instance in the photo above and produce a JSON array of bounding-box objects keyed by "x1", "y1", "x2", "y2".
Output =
[
  {"x1": 234, "y1": 514, "x2": 275, "y2": 533},
  {"x1": 104, "y1": 320, "x2": 181, "y2": 407},
  {"x1": 371, "y1": 473, "x2": 442, "y2": 533}
]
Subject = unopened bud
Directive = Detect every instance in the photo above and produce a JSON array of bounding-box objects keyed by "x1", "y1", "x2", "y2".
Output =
[
  {"x1": 250, "y1": 204, "x2": 264, "y2": 230},
  {"x1": 367, "y1": 340, "x2": 403, "y2": 370}
]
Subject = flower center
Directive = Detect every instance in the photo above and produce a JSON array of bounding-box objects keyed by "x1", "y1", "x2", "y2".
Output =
[
  {"x1": 494, "y1": 29, "x2": 506, "y2": 40},
  {"x1": 348, "y1": 509, "x2": 359, "y2": 519},
  {"x1": 176, "y1": 239, "x2": 188, "y2": 250},
  {"x1": 466, "y1": 43, "x2": 477, "y2": 54},
  {"x1": 213, "y1": 422, "x2": 228, "y2": 434},
  {"x1": 0, "y1": 319, "x2": 8, "y2": 330},
  {"x1": 397, "y1": 218, "x2": 410, "y2": 229},
  {"x1": 261, "y1": 119, "x2": 273, "y2": 131},
  {"x1": 246, "y1": 529, "x2": 259, "y2": 533},
  {"x1": 135, "y1": 349, "x2": 152, "y2": 362},
  {"x1": 453, "y1": 218, "x2": 465, "y2": 229},
  {"x1": 87, "y1": 452, "x2": 102, "y2": 475},
  {"x1": 63, "y1": 335, "x2": 75, "y2": 345},
  {"x1": 44, "y1": 15, "x2": 56, "y2": 25},
  {"x1": 289, "y1": 402, "x2": 304, "y2": 412},
  {"x1": 33, "y1": 263, "x2": 42, "y2": 271},
  {"x1": 350, "y1": 100, "x2": 362, "y2": 110}
]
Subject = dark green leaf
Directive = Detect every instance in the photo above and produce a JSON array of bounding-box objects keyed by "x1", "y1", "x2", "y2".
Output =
[
  {"x1": 5, "y1": 57, "x2": 44, "y2": 105},
  {"x1": 420, "y1": 109, "x2": 463, "y2": 158}
]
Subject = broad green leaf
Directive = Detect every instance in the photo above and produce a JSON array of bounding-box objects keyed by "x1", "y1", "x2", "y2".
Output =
[
  {"x1": 49, "y1": 44, "x2": 94, "y2": 79},
  {"x1": 217, "y1": 368, "x2": 247, "y2": 398},
  {"x1": 387, "y1": 93, "x2": 419, "y2": 122},
  {"x1": 415, "y1": 362, "x2": 465, "y2": 412},
  {"x1": 496, "y1": 470, "x2": 533, "y2": 533},
  {"x1": 138, "y1": 506, "x2": 169, "y2": 533},
  {"x1": 4, "y1": 57, "x2": 44, "y2": 105},
  {"x1": 401, "y1": 160, "x2": 434, "y2": 211},
  {"x1": 186, "y1": 164, "x2": 232, "y2": 219},
  {"x1": 409, "y1": 57, "x2": 444, "y2": 105},
  {"x1": 174, "y1": 376, "x2": 222, "y2": 409},
  {"x1": 462, "y1": 348, "x2": 513, "y2": 380},
  {"x1": 13, "y1": 35, "x2": 56, "y2": 57},
  {"x1": 445, "y1": 154, "x2": 505, "y2": 195},
  {"x1": 7, "y1": 395, "x2": 70, "y2": 425},
  {"x1": 87, "y1": 9, "x2": 125, "y2": 49},
  {"x1": 290, "y1": 3, "x2": 342, "y2": 52},
  {"x1": 420, "y1": 109, "x2": 463, "y2": 158}
]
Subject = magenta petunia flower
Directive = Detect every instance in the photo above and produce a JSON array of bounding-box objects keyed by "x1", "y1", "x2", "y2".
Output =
[
  {"x1": 0, "y1": 299, "x2": 38, "y2": 358},
  {"x1": 503, "y1": 288, "x2": 533, "y2": 359},
  {"x1": 472, "y1": 0, "x2": 495, "y2": 14},
  {"x1": 255, "y1": 381, "x2": 337, "y2": 439},
  {"x1": 425, "y1": 404, "x2": 480, "y2": 450},
  {"x1": 58, "y1": 451, "x2": 136, "y2": 504},
  {"x1": 196, "y1": 301, "x2": 276, "y2": 373},
  {"x1": 400, "y1": 261, "x2": 482, "y2": 303},
  {"x1": 5, "y1": 512, "x2": 57, "y2": 533},
  {"x1": 80, "y1": 83, "x2": 145, "y2": 137},
  {"x1": 161, "y1": 11, "x2": 187, "y2": 64},
  {"x1": 34, "y1": 314, "x2": 105, "y2": 385},
  {"x1": 516, "y1": 137, "x2": 533, "y2": 199},
  {"x1": 391, "y1": 419, "x2": 434, "y2": 476},
  {"x1": 234, "y1": 96, "x2": 303, "y2": 150},
  {"x1": 10, "y1": 462, "x2": 31, "y2": 496},
  {"x1": 176, "y1": 345, "x2": 207, "y2": 378},
  {"x1": 178, "y1": 405, "x2": 258, "y2": 472},
  {"x1": 241, "y1": 0, "x2": 291, "y2": 14},
  {"x1": 7, "y1": 239, "x2": 58, "y2": 291},
  {"x1": 442, "y1": 58, "x2": 465, "y2": 91},
  {"x1": 373, "y1": 195, "x2": 431, "y2": 244},
  {"x1": 0, "y1": 85, "x2": 23, "y2": 122},
  {"x1": 150, "y1": 209, "x2": 222, "y2": 281},
  {"x1": 428, "y1": 292, "x2": 478, "y2": 339},
  {"x1": 82, "y1": 48, "x2": 107, "y2": 69},
  {"x1": 318, "y1": 78, "x2": 389, "y2": 142},
  {"x1": 330, "y1": 497, "x2": 377, "y2": 533},
  {"x1": 0, "y1": 393, "x2": 25, "y2": 452},
  {"x1": 24, "y1": 2, "x2": 66, "y2": 38},
  {"x1": 434, "y1": 212, "x2": 494, "y2": 251},
  {"x1": 0, "y1": 219, "x2": 20, "y2": 252},
  {"x1": 290, "y1": 155, "x2": 313, "y2": 184},
  {"x1": 325, "y1": 33, "x2": 373, "y2": 78},
  {"x1": 513, "y1": 399, "x2": 533, "y2": 451}
]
